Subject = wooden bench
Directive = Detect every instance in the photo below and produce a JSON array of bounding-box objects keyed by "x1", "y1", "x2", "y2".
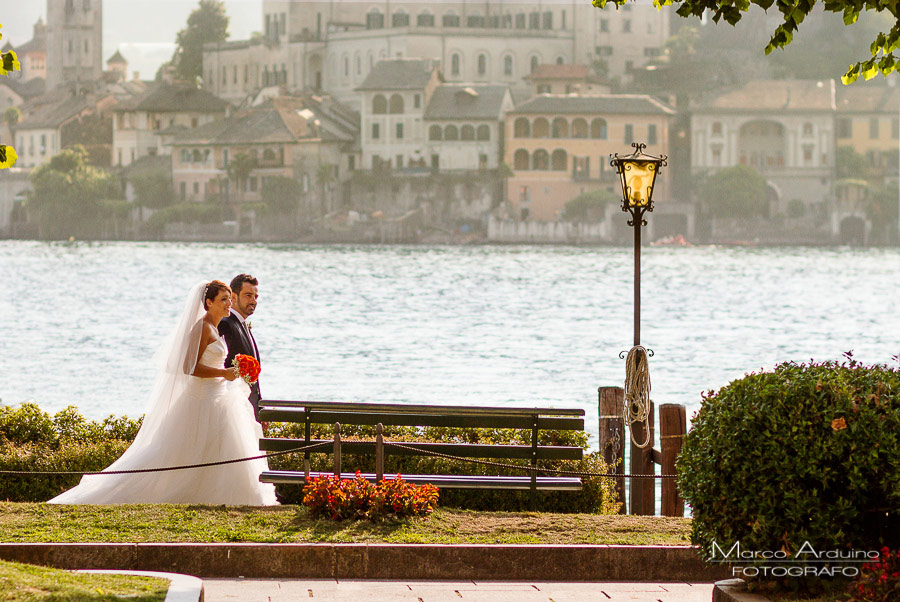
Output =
[{"x1": 257, "y1": 400, "x2": 585, "y2": 502}]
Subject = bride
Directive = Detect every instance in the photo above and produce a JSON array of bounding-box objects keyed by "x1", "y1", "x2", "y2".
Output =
[{"x1": 49, "y1": 281, "x2": 278, "y2": 505}]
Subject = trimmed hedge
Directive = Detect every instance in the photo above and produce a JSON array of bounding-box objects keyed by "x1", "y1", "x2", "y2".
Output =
[
  {"x1": 0, "y1": 404, "x2": 619, "y2": 513},
  {"x1": 678, "y1": 359, "x2": 900, "y2": 562}
]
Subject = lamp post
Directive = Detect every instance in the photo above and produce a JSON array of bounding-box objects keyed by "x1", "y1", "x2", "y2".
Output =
[
  {"x1": 610, "y1": 143, "x2": 666, "y2": 515},
  {"x1": 610, "y1": 142, "x2": 666, "y2": 349}
]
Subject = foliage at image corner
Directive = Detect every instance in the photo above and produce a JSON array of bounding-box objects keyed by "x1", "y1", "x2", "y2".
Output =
[
  {"x1": 593, "y1": 0, "x2": 900, "y2": 84},
  {"x1": 0, "y1": 23, "x2": 20, "y2": 169},
  {"x1": 677, "y1": 355, "x2": 900, "y2": 563}
]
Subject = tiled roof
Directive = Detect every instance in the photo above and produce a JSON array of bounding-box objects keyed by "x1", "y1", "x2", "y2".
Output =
[
  {"x1": 836, "y1": 81, "x2": 899, "y2": 113},
  {"x1": 357, "y1": 58, "x2": 437, "y2": 91},
  {"x1": 115, "y1": 82, "x2": 230, "y2": 113},
  {"x1": 526, "y1": 64, "x2": 589, "y2": 80},
  {"x1": 171, "y1": 96, "x2": 358, "y2": 146},
  {"x1": 7, "y1": 77, "x2": 45, "y2": 100},
  {"x1": 697, "y1": 79, "x2": 837, "y2": 112},
  {"x1": 18, "y1": 96, "x2": 94, "y2": 129},
  {"x1": 511, "y1": 94, "x2": 675, "y2": 115},
  {"x1": 424, "y1": 84, "x2": 509, "y2": 120},
  {"x1": 14, "y1": 35, "x2": 45, "y2": 56},
  {"x1": 107, "y1": 50, "x2": 127, "y2": 65}
]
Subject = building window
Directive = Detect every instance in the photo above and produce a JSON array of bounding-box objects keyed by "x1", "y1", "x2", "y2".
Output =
[
  {"x1": 590, "y1": 118, "x2": 607, "y2": 139},
  {"x1": 802, "y1": 122, "x2": 814, "y2": 137},
  {"x1": 892, "y1": 117, "x2": 899, "y2": 139},
  {"x1": 344, "y1": 56, "x2": 349, "y2": 77},
  {"x1": 417, "y1": 12, "x2": 434, "y2": 27},
  {"x1": 244, "y1": 65, "x2": 248, "y2": 83},
  {"x1": 432, "y1": 154, "x2": 440, "y2": 169},
  {"x1": 444, "y1": 125, "x2": 459, "y2": 140},
  {"x1": 648, "y1": 124, "x2": 657, "y2": 145},
  {"x1": 625, "y1": 124, "x2": 634, "y2": 144},
  {"x1": 392, "y1": 11, "x2": 409, "y2": 27},
  {"x1": 514, "y1": 118, "x2": 530, "y2": 138},
  {"x1": 515, "y1": 13, "x2": 526, "y2": 28},
  {"x1": 461, "y1": 125, "x2": 475, "y2": 140},
  {"x1": 530, "y1": 56, "x2": 538, "y2": 73},
  {"x1": 542, "y1": 11, "x2": 553, "y2": 29},
  {"x1": 396, "y1": 123, "x2": 403, "y2": 139},
  {"x1": 443, "y1": 13, "x2": 460, "y2": 27},
  {"x1": 477, "y1": 54, "x2": 486, "y2": 76},
  {"x1": 193, "y1": 182, "x2": 200, "y2": 195},
  {"x1": 414, "y1": 94, "x2": 421, "y2": 108},
  {"x1": 623, "y1": 20, "x2": 632, "y2": 33},
  {"x1": 562, "y1": 10, "x2": 566, "y2": 29},
  {"x1": 395, "y1": 155, "x2": 403, "y2": 168},
  {"x1": 389, "y1": 94, "x2": 404, "y2": 113},
  {"x1": 180, "y1": 182, "x2": 186, "y2": 200},
  {"x1": 476, "y1": 125, "x2": 490, "y2": 141},
  {"x1": 573, "y1": 156, "x2": 590, "y2": 179},
  {"x1": 504, "y1": 55, "x2": 513, "y2": 76},
  {"x1": 514, "y1": 149, "x2": 529, "y2": 170},
  {"x1": 429, "y1": 125, "x2": 442, "y2": 141},
  {"x1": 479, "y1": 153, "x2": 488, "y2": 169},
  {"x1": 803, "y1": 144, "x2": 814, "y2": 163},
  {"x1": 373, "y1": 94, "x2": 387, "y2": 114},
  {"x1": 869, "y1": 118, "x2": 879, "y2": 139},
  {"x1": 451, "y1": 53, "x2": 460, "y2": 76},
  {"x1": 467, "y1": 15, "x2": 485, "y2": 27},
  {"x1": 644, "y1": 47, "x2": 661, "y2": 57},
  {"x1": 596, "y1": 46, "x2": 613, "y2": 57},
  {"x1": 372, "y1": 123, "x2": 380, "y2": 139},
  {"x1": 281, "y1": 13, "x2": 286, "y2": 35},
  {"x1": 712, "y1": 146, "x2": 722, "y2": 166},
  {"x1": 367, "y1": 10, "x2": 384, "y2": 29},
  {"x1": 836, "y1": 118, "x2": 851, "y2": 138},
  {"x1": 712, "y1": 121, "x2": 723, "y2": 136},
  {"x1": 222, "y1": 66, "x2": 226, "y2": 85},
  {"x1": 529, "y1": 12, "x2": 540, "y2": 29}
]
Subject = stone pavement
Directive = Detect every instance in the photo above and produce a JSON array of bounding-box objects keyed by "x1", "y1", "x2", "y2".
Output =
[{"x1": 203, "y1": 579, "x2": 715, "y2": 601}]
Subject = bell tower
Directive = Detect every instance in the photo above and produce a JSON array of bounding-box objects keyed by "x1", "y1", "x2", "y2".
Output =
[{"x1": 46, "y1": 0, "x2": 103, "y2": 89}]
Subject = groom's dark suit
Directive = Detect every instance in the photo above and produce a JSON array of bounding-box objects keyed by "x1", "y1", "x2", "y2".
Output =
[{"x1": 219, "y1": 311, "x2": 262, "y2": 420}]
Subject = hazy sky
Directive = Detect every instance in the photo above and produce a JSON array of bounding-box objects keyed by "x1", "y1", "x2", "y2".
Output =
[{"x1": 2, "y1": 0, "x2": 262, "y2": 81}]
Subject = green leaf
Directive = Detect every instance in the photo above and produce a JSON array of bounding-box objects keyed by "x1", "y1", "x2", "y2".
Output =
[{"x1": 843, "y1": 8, "x2": 859, "y2": 25}]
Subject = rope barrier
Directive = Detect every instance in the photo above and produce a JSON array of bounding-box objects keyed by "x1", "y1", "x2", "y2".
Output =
[
  {"x1": 383, "y1": 441, "x2": 676, "y2": 479},
  {"x1": 0, "y1": 439, "x2": 676, "y2": 480},
  {"x1": 0, "y1": 441, "x2": 332, "y2": 477}
]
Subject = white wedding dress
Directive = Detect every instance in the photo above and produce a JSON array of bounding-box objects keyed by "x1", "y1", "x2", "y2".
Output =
[{"x1": 49, "y1": 283, "x2": 278, "y2": 506}]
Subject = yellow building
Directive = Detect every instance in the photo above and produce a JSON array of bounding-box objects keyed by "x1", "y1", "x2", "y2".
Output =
[
  {"x1": 835, "y1": 81, "x2": 899, "y2": 181},
  {"x1": 504, "y1": 94, "x2": 674, "y2": 221}
]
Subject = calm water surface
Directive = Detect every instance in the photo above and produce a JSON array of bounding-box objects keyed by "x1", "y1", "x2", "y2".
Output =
[{"x1": 3, "y1": 241, "x2": 899, "y2": 448}]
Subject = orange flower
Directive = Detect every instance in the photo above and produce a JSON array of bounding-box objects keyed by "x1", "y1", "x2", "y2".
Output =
[{"x1": 831, "y1": 417, "x2": 847, "y2": 431}]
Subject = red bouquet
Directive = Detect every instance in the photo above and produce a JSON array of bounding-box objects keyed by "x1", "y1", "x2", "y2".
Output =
[{"x1": 232, "y1": 354, "x2": 260, "y2": 385}]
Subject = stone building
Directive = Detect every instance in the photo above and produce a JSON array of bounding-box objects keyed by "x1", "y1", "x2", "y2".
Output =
[
  {"x1": 46, "y1": 0, "x2": 104, "y2": 89},
  {"x1": 202, "y1": 0, "x2": 671, "y2": 106}
]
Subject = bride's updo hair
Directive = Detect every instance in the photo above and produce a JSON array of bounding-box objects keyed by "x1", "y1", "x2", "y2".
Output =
[{"x1": 203, "y1": 280, "x2": 231, "y2": 310}]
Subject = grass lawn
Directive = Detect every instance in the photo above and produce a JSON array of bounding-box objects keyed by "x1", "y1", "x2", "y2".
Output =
[
  {"x1": 0, "y1": 559, "x2": 168, "y2": 601},
  {"x1": 0, "y1": 503, "x2": 692, "y2": 545}
]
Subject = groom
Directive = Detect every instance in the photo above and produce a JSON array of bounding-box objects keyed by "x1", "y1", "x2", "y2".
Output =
[{"x1": 219, "y1": 273, "x2": 263, "y2": 420}]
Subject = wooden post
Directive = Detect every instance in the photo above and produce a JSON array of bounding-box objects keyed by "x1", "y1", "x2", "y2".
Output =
[
  {"x1": 629, "y1": 400, "x2": 655, "y2": 515},
  {"x1": 333, "y1": 422, "x2": 341, "y2": 478},
  {"x1": 659, "y1": 404, "x2": 686, "y2": 517},
  {"x1": 598, "y1": 386, "x2": 626, "y2": 514},
  {"x1": 375, "y1": 423, "x2": 384, "y2": 483},
  {"x1": 303, "y1": 408, "x2": 311, "y2": 481}
]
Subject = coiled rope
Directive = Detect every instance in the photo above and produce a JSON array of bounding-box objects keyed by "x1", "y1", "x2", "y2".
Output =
[{"x1": 624, "y1": 345, "x2": 652, "y2": 448}]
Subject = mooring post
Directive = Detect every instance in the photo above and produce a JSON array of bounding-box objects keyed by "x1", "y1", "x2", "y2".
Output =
[
  {"x1": 629, "y1": 400, "x2": 655, "y2": 515},
  {"x1": 598, "y1": 386, "x2": 626, "y2": 513},
  {"x1": 375, "y1": 422, "x2": 384, "y2": 483},
  {"x1": 659, "y1": 403, "x2": 686, "y2": 517},
  {"x1": 333, "y1": 422, "x2": 341, "y2": 478}
]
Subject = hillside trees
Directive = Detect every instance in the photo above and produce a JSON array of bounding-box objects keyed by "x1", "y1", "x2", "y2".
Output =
[
  {"x1": 27, "y1": 146, "x2": 128, "y2": 239},
  {"x1": 171, "y1": 0, "x2": 229, "y2": 83}
]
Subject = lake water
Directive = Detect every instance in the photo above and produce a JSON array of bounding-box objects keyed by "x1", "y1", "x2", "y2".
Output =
[{"x1": 4, "y1": 240, "x2": 899, "y2": 450}]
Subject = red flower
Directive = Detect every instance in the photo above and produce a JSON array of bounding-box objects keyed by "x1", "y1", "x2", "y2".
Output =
[{"x1": 232, "y1": 354, "x2": 261, "y2": 384}]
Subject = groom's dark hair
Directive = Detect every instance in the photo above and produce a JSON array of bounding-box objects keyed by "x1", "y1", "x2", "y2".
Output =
[{"x1": 230, "y1": 273, "x2": 258, "y2": 295}]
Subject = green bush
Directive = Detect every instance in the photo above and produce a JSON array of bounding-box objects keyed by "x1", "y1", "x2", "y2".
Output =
[
  {"x1": 0, "y1": 402, "x2": 617, "y2": 513},
  {"x1": 144, "y1": 202, "x2": 224, "y2": 236},
  {"x1": 678, "y1": 358, "x2": 900, "y2": 563},
  {"x1": 0, "y1": 441, "x2": 130, "y2": 502}
]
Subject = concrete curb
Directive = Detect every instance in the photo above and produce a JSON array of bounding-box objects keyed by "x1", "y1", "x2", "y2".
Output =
[
  {"x1": 712, "y1": 579, "x2": 771, "y2": 602},
  {"x1": 0, "y1": 543, "x2": 730, "y2": 581},
  {"x1": 79, "y1": 570, "x2": 204, "y2": 602}
]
